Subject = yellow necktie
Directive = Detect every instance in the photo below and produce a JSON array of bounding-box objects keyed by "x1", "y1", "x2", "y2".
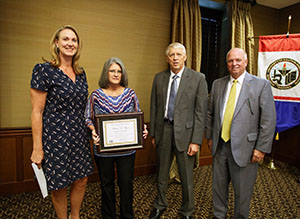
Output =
[{"x1": 221, "y1": 80, "x2": 237, "y2": 142}]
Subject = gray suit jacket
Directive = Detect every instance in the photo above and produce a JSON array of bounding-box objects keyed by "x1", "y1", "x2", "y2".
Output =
[
  {"x1": 150, "y1": 67, "x2": 208, "y2": 152},
  {"x1": 205, "y1": 72, "x2": 276, "y2": 167}
]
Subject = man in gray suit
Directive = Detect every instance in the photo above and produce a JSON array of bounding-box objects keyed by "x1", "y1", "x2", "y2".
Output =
[
  {"x1": 206, "y1": 48, "x2": 276, "y2": 219},
  {"x1": 149, "y1": 42, "x2": 208, "y2": 219}
]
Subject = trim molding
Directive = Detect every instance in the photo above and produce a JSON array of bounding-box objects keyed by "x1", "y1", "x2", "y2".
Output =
[{"x1": 0, "y1": 126, "x2": 213, "y2": 196}]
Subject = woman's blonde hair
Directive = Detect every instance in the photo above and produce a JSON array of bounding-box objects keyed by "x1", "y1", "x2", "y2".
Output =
[{"x1": 44, "y1": 25, "x2": 83, "y2": 74}]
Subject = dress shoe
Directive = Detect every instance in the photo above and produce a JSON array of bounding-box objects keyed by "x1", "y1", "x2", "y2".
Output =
[
  {"x1": 181, "y1": 216, "x2": 193, "y2": 219},
  {"x1": 149, "y1": 208, "x2": 165, "y2": 219}
]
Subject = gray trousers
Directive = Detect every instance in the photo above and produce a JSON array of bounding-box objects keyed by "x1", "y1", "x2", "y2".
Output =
[
  {"x1": 154, "y1": 122, "x2": 195, "y2": 216},
  {"x1": 213, "y1": 139, "x2": 258, "y2": 219}
]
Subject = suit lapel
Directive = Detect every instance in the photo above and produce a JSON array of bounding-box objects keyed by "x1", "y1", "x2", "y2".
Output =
[
  {"x1": 162, "y1": 71, "x2": 170, "y2": 111},
  {"x1": 175, "y1": 67, "x2": 189, "y2": 107},
  {"x1": 233, "y1": 72, "x2": 252, "y2": 118}
]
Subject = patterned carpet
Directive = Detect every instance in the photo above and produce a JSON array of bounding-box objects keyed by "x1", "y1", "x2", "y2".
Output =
[{"x1": 1, "y1": 159, "x2": 300, "y2": 218}]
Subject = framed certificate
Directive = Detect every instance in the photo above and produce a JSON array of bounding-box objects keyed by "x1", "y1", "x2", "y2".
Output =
[{"x1": 95, "y1": 112, "x2": 144, "y2": 153}]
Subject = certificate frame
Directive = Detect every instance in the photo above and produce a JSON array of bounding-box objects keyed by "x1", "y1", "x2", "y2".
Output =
[{"x1": 95, "y1": 112, "x2": 144, "y2": 153}]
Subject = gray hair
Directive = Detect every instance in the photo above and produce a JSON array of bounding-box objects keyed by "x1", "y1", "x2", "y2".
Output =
[
  {"x1": 165, "y1": 42, "x2": 186, "y2": 56},
  {"x1": 98, "y1": 57, "x2": 128, "y2": 88},
  {"x1": 226, "y1": 48, "x2": 248, "y2": 61}
]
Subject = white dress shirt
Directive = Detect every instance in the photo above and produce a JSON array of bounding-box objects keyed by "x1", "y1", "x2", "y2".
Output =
[
  {"x1": 164, "y1": 67, "x2": 184, "y2": 118},
  {"x1": 221, "y1": 72, "x2": 246, "y2": 124}
]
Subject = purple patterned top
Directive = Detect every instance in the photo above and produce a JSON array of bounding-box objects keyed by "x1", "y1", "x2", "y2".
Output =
[{"x1": 85, "y1": 87, "x2": 141, "y2": 157}]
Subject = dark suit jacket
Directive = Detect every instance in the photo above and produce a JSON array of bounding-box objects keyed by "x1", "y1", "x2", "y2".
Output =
[
  {"x1": 205, "y1": 72, "x2": 276, "y2": 167},
  {"x1": 150, "y1": 67, "x2": 208, "y2": 151}
]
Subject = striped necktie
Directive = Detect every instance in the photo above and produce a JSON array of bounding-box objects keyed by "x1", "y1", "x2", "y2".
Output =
[{"x1": 167, "y1": 75, "x2": 179, "y2": 121}]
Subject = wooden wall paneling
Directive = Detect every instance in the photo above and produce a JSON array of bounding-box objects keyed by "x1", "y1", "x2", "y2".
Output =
[
  {"x1": 0, "y1": 126, "x2": 159, "y2": 195},
  {"x1": 199, "y1": 137, "x2": 213, "y2": 166},
  {"x1": 23, "y1": 136, "x2": 34, "y2": 180},
  {"x1": 251, "y1": 4, "x2": 279, "y2": 76},
  {"x1": 278, "y1": 3, "x2": 300, "y2": 35},
  {"x1": 0, "y1": 126, "x2": 212, "y2": 195},
  {"x1": 272, "y1": 126, "x2": 300, "y2": 167},
  {"x1": 16, "y1": 136, "x2": 24, "y2": 181},
  {"x1": 0, "y1": 137, "x2": 17, "y2": 183},
  {"x1": 0, "y1": 128, "x2": 39, "y2": 195},
  {"x1": 251, "y1": 3, "x2": 300, "y2": 75},
  {"x1": 134, "y1": 136, "x2": 157, "y2": 176}
]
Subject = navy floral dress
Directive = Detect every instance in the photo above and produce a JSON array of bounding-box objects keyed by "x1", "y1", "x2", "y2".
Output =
[{"x1": 30, "y1": 62, "x2": 94, "y2": 191}]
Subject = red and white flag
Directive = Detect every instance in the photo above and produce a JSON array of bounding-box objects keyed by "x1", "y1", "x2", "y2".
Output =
[{"x1": 258, "y1": 34, "x2": 300, "y2": 132}]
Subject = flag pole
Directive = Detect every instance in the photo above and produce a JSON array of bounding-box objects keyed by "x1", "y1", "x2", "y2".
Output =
[
  {"x1": 286, "y1": 15, "x2": 292, "y2": 38},
  {"x1": 266, "y1": 133, "x2": 278, "y2": 170},
  {"x1": 249, "y1": 15, "x2": 292, "y2": 40}
]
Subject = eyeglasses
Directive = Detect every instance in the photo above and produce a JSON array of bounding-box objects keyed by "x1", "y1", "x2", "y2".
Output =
[{"x1": 108, "y1": 70, "x2": 122, "y2": 74}]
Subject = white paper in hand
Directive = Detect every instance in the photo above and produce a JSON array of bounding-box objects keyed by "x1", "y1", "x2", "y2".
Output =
[{"x1": 31, "y1": 163, "x2": 48, "y2": 198}]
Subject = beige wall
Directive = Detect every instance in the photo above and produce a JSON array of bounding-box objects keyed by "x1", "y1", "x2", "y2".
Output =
[
  {"x1": 251, "y1": 3, "x2": 300, "y2": 75},
  {"x1": 3, "y1": 0, "x2": 299, "y2": 128},
  {"x1": 0, "y1": 0, "x2": 172, "y2": 127}
]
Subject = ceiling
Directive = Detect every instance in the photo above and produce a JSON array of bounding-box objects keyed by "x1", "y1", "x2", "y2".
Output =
[
  {"x1": 199, "y1": 0, "x2": 300, "y2": 10},
  {"x1": 256, "y1": 0, "x2": 300, "y2": 9}
]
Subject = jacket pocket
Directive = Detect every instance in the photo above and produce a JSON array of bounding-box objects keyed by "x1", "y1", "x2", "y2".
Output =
[
  {"x1": 186, "y1": 121, "x2": 193, "y2": 129},
  {"x1": 247, "y1": 133, "x2": 258, "y2": 142}
]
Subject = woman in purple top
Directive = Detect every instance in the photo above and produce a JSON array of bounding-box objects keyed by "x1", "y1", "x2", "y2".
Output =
[{"x1": 85, "y1": 57, "x2": 148, "y2": 219}]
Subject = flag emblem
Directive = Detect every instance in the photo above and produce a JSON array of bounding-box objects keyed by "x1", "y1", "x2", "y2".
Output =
[{"x1": 266, "y1": 58, "x2": 300, "y2": 90}]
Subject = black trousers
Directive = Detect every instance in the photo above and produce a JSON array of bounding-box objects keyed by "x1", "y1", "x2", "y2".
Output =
[{"x1": 94, "y1": 153, "x2": 135, "y2": 219}]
